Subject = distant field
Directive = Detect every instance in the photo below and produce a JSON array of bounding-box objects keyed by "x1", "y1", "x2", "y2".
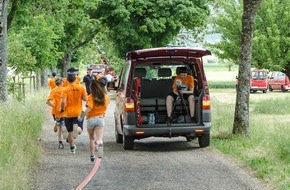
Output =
[{"x1": 204, "y1": 64, "x2": 238, "y2": 82}]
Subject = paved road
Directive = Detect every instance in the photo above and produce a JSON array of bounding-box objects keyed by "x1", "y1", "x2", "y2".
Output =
[{"x1": 32, "y1": 93, "x2": 270, "y2": 190}]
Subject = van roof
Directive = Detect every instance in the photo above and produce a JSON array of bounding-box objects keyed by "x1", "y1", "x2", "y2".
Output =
[{"x1": 126, "y1": 47, "x2": 211, "y2": 61}]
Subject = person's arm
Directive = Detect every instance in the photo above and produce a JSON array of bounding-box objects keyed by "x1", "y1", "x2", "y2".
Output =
[
  {"x1": 46, "y1": 99, "x2": 55, "y2": 108},
  {"x1": 60, "y1": 98, "x2": 66, "y2": 113}
]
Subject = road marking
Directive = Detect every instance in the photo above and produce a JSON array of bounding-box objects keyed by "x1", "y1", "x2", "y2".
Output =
[{"x1": 76, "y1": 158, "x2": 102, "y2": 190}]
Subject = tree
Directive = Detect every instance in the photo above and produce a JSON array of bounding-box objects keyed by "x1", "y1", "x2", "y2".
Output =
[
  {"x1": 209, "y1": 0, "x2": 290, "y2": 75},
  {"x1": 0, "y1": 0, "x2": 9, "y2": 102},
  {"x1": 233, "y1": 0, "x2": 262, "y2": 135},
  {"x1": 93, "y1": 0, "x2": 211, "y2": 57}
]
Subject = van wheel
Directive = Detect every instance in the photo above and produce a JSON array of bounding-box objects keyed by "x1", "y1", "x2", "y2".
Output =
[
  {"x1": 123, "y1": 132, "x2": 134, "y2": 150},
  {"x1": 263, "y1": 90, "x2": 267, "y2": 93},
  {"x1": 198, "y1": 134, "x2": 210, "y2": 148},
  {"x1": 281, "y1": 86, "x2": 287, "y2": 92},
  {"x1": 269, "y1": 85, "x2": 273, "y2": 91},
  {"x1": 115, "y1": 125, "x2": 123, "y2": 143}
]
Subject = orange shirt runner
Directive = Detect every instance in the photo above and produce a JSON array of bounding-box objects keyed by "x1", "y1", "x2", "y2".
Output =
[
  {"x1": 61, "y1": 83, "x2": 87, "y2": 117},
  {"x1": 85, "y1": 94, "x2": 110, "y2": 119}
]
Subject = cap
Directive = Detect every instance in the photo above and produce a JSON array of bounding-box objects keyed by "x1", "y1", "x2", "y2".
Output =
[
  {"x1": 98, "y1": 76, "x2": 107, "y2": 86},
  {"x1": 67, "y1": 67, "x2": 79, "y2": 73}
]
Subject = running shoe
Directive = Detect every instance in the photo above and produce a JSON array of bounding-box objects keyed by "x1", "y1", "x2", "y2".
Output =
[
  {"x1": 97, "y1": 143, "x2": 103, "y2": 158},
  {"x1": 70, "y1": 145, "x2": 76, "y2": 154},
  {"x1": 90, "y1": 155, "x2": 96, "y2": 162},
  {"x1": 59, "y1": 142, "x2": 64, "y2": 149},
  {"x1": 62, "y1": 127, "x2": 68, "y2": 140},
  {"x1": 73, "y1": 124, "x2": 78, "y2": 139}
]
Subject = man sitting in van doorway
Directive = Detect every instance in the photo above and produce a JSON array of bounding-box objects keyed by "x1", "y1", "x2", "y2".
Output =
[{"x1": 166, "y1": 67, "x2": 196, "y2": 123}]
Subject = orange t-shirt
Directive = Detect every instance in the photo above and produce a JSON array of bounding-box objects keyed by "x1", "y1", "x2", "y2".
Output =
[
  {"x1": 61, "y1": 83, "x2": 87, "y2": 117},
  {"x1": 62, "y1": 78, "x2": 69, "y2": 87},
  {"x1": 76, "y1": 75, "x2": 81, "y2": 84},
  {"x1": 48, "y1": 77, "x2": 56, "y2": 90},
  {"x1": 172, "y1": 75, "x2": 194, "y2": 91},
  {"x1": 47, "y1": 86, "x2": 65, "y2": 118},
  {"x1": 86, "y1": 94, "x2": 110, "y2": 120}
]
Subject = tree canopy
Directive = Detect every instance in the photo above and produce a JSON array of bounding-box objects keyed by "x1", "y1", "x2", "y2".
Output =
[
  {"x1": 209, "y1": 0, "x2": 290, "y2": 75},
  {"x1": 93, "y1": 0, "x2": 211, "y2": 57}
]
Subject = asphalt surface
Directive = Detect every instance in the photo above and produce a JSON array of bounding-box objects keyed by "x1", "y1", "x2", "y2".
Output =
[{"x1": 32, "y1": 92, "x2": 271, "y2": 190}]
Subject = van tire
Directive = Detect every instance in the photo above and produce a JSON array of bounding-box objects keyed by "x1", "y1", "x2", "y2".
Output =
[
  {"x1": 123, "y1": 132, "x2": 134, "y2": 150},
  {"x1": 115, "y1": 125, "x2": 123, "y2": 143},
  {"x1": 269, "y1": 85, "x2": 273, "y2": 91},
  {"x1": 198, "y1": 134, "x2": 210, "y2": 148}
]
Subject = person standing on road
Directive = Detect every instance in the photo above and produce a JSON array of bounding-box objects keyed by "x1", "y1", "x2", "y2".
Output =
[
  {"x1": 46, "y1": 77, "x2": 68, "y2": 149},
  {"x1": 83, "y1": 67, "x2": 93, "y2": 95},
  {"x1": 60, "y1": 67, "x2": 87, "y2": 154},
  {"x1": 78, "y1": 76, "x2": 110, "y2": 161}
]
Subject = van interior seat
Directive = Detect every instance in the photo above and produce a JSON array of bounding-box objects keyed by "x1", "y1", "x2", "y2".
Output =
[{"x1": 134, "y1": 68, "x2": 146, "y2": 78}]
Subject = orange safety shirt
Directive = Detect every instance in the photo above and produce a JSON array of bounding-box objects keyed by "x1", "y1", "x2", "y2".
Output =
[
  {"x1": 61, "y1": 83, "x2": 87, "y2": 117},
  {"x1": 48, "y1": 77, "x2": 56, "y2": 90},
  {"x1": 47, "y1": 86, "x2": 65, "y2": 118},
  {"x1": 172, "y1": 75, "x2": 194, "y2": 91},
  {"x1": 85, "y1": 94, "x2": 110, "y2": 120}
]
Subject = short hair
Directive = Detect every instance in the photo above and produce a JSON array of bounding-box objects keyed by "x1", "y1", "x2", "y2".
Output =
[
  {"x1": 54, "y1": 77, "x2": 63, "y2": 86},
  {"x1": 52, "y1": 71, "x2": 57, "y2": 77}
]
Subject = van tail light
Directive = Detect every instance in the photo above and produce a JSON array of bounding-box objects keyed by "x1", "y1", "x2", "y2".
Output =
[
  {"x1": 202, "y1": 95, "x2": 210, "y2": 110},
  {"x1": 125, "y1": 98, "x2": 135, "y2": 112}
]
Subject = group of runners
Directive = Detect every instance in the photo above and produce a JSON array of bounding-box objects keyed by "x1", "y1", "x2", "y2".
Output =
[{"x1": 46, "y1": 67, "x2": 110, "y2": 162}]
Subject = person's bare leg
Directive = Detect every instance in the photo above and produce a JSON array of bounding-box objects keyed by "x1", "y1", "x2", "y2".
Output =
[
  {"x1": 166, "y1": 96, "x2": 174, "y2": 117},
  {"x1": 87, "y1": 128, "x2": 95, "y2": 156},
  {"x1": 95, "y1": 126, "x2": 104, "y2": 145},
  {"x1": 188, "y1": 95, "x2": 195, "y2": 118}
]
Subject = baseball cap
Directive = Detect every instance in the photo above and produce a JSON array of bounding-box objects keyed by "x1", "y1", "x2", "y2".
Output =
[
  {"x1": 98, "y1": 76, "x2": 108, "y2": 86},
  {"x1": 52, "y1": 71, "x2": 57, "y2": 77},
  {"x1": 67, "y1": 67, "x2": 79, "y2": 73}
]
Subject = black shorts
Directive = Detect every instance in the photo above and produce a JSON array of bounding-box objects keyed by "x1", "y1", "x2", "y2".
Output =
[
  {"x1": 168, "y1": 92, "x2": 193, "y2": 101},
  {"x1": 65, "y1": 117, "x2": 84, "y2": 132}
]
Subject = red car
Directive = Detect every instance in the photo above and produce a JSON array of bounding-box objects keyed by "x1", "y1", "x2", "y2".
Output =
[{"x1": 268, "y1": 71, "x2": 290, "y2": 92}]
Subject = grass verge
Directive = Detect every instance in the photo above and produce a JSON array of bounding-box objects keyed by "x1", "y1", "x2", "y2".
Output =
[
  {"x1": 0, "y1": 89, "x2": 47, "y2": 190},
  {"x1": 211, "y1": 89, "x2": 290, "y2": 190}
]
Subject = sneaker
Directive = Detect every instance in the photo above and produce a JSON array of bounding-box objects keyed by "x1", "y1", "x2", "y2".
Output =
[
  {"x1": 73, "y1": 124, "x2": 79, "y2": 139},
  {"x1": 59, "y1": 142, "x2": 64, "y2": 149},
  {"x1": 97, "y1": 143, "x2": 103, "y2": 158},
  {"x1": 90, "y1": 155, "x2": 96, "y2": 162},
  {"x1": 70, "y1": 145, "x2": 76, "y2": 154},
  {"x1": 62, "y1": 127, "x2": 68, "y2": 140}
]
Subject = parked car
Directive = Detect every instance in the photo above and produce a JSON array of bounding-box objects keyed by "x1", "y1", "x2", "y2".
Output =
[
  {"x1": 268, "y1": 71, "x2": 290, "y2": 92},
  {"x1": 107, "y1": 47, "x2": 212, "y2": 150},
  {"x1": 250, "y1": 68, "x2": 268, "y2": 93}
]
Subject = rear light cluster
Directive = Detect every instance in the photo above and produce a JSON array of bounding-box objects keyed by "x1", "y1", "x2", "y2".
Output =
[{"x1": 125, "y1": 98, "x2": 134, "y2": 112}]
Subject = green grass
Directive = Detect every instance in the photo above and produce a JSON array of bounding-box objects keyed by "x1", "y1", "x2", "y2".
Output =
[
  {"x1": 211, "y1": 89, "x2": 290, "y2": 190},
  {"x1": 0, "y1": 89, "x2": 46, "y2": 190}
]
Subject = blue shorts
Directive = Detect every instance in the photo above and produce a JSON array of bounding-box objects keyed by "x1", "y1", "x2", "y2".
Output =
[{"x1": 86, "y1": 117, "x2": 105, "y2": 129}]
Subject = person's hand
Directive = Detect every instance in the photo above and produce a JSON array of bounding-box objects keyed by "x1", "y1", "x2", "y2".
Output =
[{"x1": 78, "y1": 111, "x2": 85, "y2": 122}]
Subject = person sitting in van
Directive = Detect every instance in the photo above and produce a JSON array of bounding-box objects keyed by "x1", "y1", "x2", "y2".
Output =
[{"x1": 166, "y1": 67, "x2": 196, "y2": 123}]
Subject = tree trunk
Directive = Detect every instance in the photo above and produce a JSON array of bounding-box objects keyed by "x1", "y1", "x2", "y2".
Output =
[
  {"x1": 61, "y1": 52, "x2": 71, "y2": 77},
  {"x1": 0, "y1": 0, "x2": 9, "y2": 102},
  {"x1": 41, "y1": 68, "x2": 48, "y2": 87},
  {"x1": 233, "y1": 0, "x2": 262, "y2": 135}
]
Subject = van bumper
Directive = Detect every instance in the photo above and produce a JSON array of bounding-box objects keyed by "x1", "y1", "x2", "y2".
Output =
[{"x1": 123, "y1": 122, "x2": 211, "y2": 138}]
